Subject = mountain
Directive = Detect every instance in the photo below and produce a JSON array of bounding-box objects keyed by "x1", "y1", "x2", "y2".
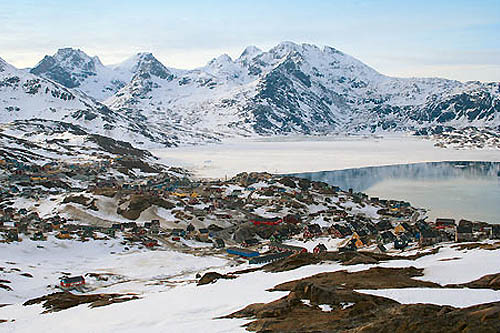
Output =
[
  {"x1": 30, "y1": 48, "x2": 135, "y2": 101},
  {"x1": 0, "y1": 56, "x2": 185, "y2": 147},
  {"x1": 7, "y1": 42, "x2": 500, "y2": 149},
  {"x1": 104, "y1": 42, "x2": 500, "y2": 137}
]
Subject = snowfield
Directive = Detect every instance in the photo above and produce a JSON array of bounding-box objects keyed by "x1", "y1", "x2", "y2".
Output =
[
  {"x1": 1, "y1": 238, "x2": 500, "y2": 332},
  {"x1": 153, "y1": 135, "x2": 500, "y2": 179},
  {"x1": 355, "y1": 288, "x2": 500, "y2": 308}
]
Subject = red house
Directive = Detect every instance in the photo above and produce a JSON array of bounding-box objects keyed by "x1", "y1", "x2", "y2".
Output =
[
  {"x1": 250, "y1": 217, "x2": 282, "y2": 226},
  {"x1": 60, "y1": 276, "x2": 85, "y2": 289},
  {"x1": 313, "y1": 243, "x2": 327, "y2": 254}
]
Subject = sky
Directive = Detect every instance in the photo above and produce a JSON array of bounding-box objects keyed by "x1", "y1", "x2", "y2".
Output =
[{"x1": 0, "y1": 0, "x2": 499, "y2": 82}]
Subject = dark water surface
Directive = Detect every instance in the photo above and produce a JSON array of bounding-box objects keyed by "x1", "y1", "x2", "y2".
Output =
[{"x1": 290, "y1": 161, "x2": 500, "y2": 223}]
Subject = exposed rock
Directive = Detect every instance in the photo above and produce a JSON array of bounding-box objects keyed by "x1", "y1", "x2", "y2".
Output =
[
  {"x1": 447, "y1": 272, "x2": 500, "y2": 290},
  {"x1": 23, "y1": 292, "x2": 139, "y2": 313},
  {"x1": 225, "y1": 267, "x2": 500, "y2": 332},
  {"x1": 197, "y1": 272, "x2": 236, "y2": 286},
  {"x1": 271, "y1": 267, "x2": 440, "y2": 292},
  {"x1": 118, "y1": 194, "x2": 175, "y2": 220},
  {"x1": 262, "y1": 249, "x2": 440, "y2": 273}
]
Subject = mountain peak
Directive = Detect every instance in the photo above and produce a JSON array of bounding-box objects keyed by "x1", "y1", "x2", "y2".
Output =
[
  {"x1": 130, "y1": 52, "x2": 172, "y2": 80},
  {"x1": 270, "y1": 41, "x2": 301, "y2": 55},
  {"x1": 53, "y1": 47, "x2": 102, "y2": 69},
  {"x1": 207, "y1": 54, "x2": 233, "y2": 67},
  {"x1": 30, "y1": 48, "x2": 103, "y2": 88},
  {"x1": 0, "y1": 57, "x2": 7, "y2": 72},
  {"x1": 238, "y1": 46, "x2": 262, "y2": 62}
]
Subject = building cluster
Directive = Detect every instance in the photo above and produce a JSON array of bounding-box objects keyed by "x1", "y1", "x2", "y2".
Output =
[{"x1": 1, "y1": 168, "x2": 499, "y2": 268}]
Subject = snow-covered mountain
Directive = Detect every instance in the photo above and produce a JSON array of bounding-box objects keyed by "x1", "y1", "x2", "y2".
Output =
[
  {"x1": 30, "y1": 48, "x2": 126, "y2": 100},
  {"x1": 104, "y1": 42, "x2": 500, "y2": 136},
  {"x1": 0, "y1": 56, "x2": 189, "y2": 147},
  {"x1": 3, "y1": 42, "x2": 500, "y2": 149}
]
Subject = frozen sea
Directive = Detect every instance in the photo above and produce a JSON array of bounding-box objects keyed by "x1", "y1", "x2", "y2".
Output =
[
  {"x1": 153, "y1": 135, "x2": 500, "y2": 223},
  {"x1": 153, "y1": 134, "x2": 500, "y2": 179}
]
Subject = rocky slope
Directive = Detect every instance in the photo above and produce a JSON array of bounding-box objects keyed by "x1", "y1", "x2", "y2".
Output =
[{"x1": 225, "y1": 266, "x2": 500, "y2": 332}]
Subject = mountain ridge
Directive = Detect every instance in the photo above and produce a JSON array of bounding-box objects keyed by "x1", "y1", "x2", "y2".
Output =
[{"x1": 1, "y1": 42, "x2": 499, "y2": 149}]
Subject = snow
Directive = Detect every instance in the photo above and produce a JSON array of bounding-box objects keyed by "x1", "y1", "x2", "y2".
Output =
[
  {"x1": 153, "y1": 135, "x2": 500, "y2": 179},
  {"x1": 377, "y1": 243, "x2": 500, "y2": 285},
  {"x1": 356, "y1": 288, "x2": 500, "y2": 308},
  {"x1": 318, "y1": 304, "x2": 333, "y2": 312},
  {"x1": 1, "y1": 239, "x2": 500, "y2": 332},
  {"x1": 283, "y1": 237, "x2": 346, "y2": 252}
]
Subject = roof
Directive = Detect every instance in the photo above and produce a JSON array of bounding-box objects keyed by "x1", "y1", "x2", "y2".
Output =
[
  {"x1": 420, "y1": 229, "x2": 439, "y2": 238},
  {"x1": 457, "y1": 225, "x2": 473, "y2": 233},
  {"x1": 61, "y1": 275, "x2": 84, "y2": 283},
  {"x1": 315, "y1": 243, "x2": 327, "y2": 250}
]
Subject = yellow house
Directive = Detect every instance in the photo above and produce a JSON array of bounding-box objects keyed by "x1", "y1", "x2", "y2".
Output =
[
  {"x1": 354, "y1": 238, "x2": 365, "y2": 248},
  {"x1": 394, "y1": 224, "x2": 406, "y2": 234},
  {"x1": 56, "y1": 232, "x2": 72, "y2": 240}
]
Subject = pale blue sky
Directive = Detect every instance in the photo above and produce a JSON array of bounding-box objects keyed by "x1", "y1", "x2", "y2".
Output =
[{"x1": 1, "y1": 0, "x2": 499, "y2": 81}]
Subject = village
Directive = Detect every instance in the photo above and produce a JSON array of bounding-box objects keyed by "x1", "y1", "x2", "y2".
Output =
[
  {"x1": 417, "y1": 126, "x2": 500, "y2": 150},
  {"x1": 2, "y1": 151, "x2": 500, "y2": 291}
]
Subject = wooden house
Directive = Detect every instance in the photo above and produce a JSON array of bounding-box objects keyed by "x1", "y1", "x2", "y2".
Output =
[
  {"x1": 488, "y1": 225, "x2": 500, "y2": 239},
  {"x1": 419, "y1": 229, "x2": 440, "y2": 246},
  {"x1": 455, "y1": 224, "x2": 473, "y2": 242},
  {"x1": 226, "y1": 247, "x2": 260, "y2": 258},
  {"x1": 269, "y1": 242, "x2": 307, "y2": 253},
  {"x1": 213, "y1": 238, "x2": 225, "y2": 248},
  {"x1": 435, "y1": 218, "x2": 456, "y2": 227},
  {"x1": 60, "y1": 276, "x2": 85, "y2": 289},
  {"x1": 313, "y1": 243, "x2": 327, "y2": 254}
]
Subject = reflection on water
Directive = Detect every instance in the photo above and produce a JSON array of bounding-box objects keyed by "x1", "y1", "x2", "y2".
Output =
[{"x1": 290, "y1": 161, "x2": 500, "y2": 224}]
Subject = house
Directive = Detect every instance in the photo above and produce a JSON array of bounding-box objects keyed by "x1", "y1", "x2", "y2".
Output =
[
  {"x1": 394, "y1": 237, "x2": 408, "y2": 250},
  {"x1": 435, "y1": 218, "x2": 456, "y2": 227},
  {"x1": 56, "y1": 230, "x2": 72, "y2": 240},
  {"x1": 196, "y1": 229, "x2": 210, "y2": 242},
  {"x1": 491, "y1": 225, "x2": 500, "y2": 240},
  {"x1": 456, "y1": 223, "x2": 473, "y2": 242},
  {"x1": 270, "y1": 242, "x2": 307, "y2": 253},
  {"x1": 226, "y1": 247, "x2": 260, "y2": 258},
  {"x1": 331, "y1": 224, "x2": 352, "y2": 237},
  {"x1": 143, "y1": 240, "x2": 158, "y2": 248},
  {"x1": 394, "y1": 223, "x2": 408, "y2": 235},
  {"x1": 171, "y1": 229, "x2": 186, "y2": 237},
  {"x1": 379, "y1": 231, "x2": 396, "y2": 244},
  {"x1": 365, "y1": 222, "x2": 378, "y2": 235},
  {"x1": 111, "y1": 223, "x2": 124, "y2": 231},
  {"x1": 186, "y1": 223, "x2": 195, "y2": 233},
  {"x1": 60, "y1": 276, "x2": 85, "y2": 289},
  {"x1": 307, "y1": 224, "x2": 322, "y2": 236},
  {"x1": 339, "y1": 239, "x2": 357, "y2": 252},
  {"x1": 7, "y1": 230, "x2": 18, "y2": 241},
  {"x1": 283, "y1": 214, "x2": 301, "y2": 224},
  {"x1": 242, "y1": 238, "x2": 259, "y2": 247},
  {"x1": 213, "y1": 238, "x2": 225, "y2": 248},
  {"x1": 250, "y1": 217, "x2": 282, "y2": 226},
  {"x1": 328, "y1": 225, "x2": 343, "y2": 238},
  {"x1": 249, "y1": 251, "x2": 292, "y2": 264},
  {"x1": 313, "y1": 243, "x2": 327, "y2": 254},
  {"x1": 376, "y1": 243, "x2": 387, "y2": 253},
  {"x1": 419, "y1": 229, "x2": 440, "y2": 246}
]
